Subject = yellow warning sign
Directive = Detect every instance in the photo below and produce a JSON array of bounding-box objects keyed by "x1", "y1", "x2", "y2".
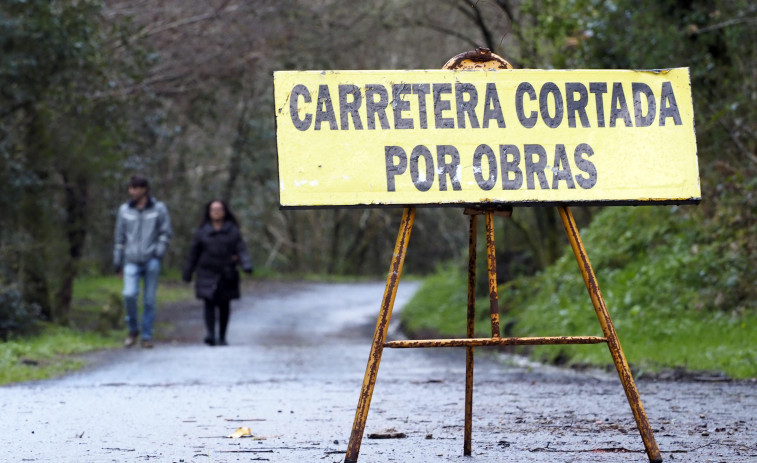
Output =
[{"x1": 274, "y1": 68, "x2": 699, "y2": 208}]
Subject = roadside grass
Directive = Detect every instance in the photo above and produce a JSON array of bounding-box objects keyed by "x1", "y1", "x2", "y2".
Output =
[
  {"x1": 400, "y1": 206, "x2": 757, "y2": 380},
  {"x1": 0, "y1": 271, "x2": 194, "y2": 386},
  {"x1": 71, "y1": 269, "x2": 193, "y2": 314},
  {"x1": 0, "y1": 324, "x2": 118, "y2": 385}
]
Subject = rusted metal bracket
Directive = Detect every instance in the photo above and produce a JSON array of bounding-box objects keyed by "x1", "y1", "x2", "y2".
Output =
[
  {"x1": 464, "y1": 206, "x2": 513, "y2": 217},
  {"x1": 442, "y1": 47, "x2": 513, "y2": 71},
  {"x1": 384, "y1": 335, "x2": 607, "y2": 348}
]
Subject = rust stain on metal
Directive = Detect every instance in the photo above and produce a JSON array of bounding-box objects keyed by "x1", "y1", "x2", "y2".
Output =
[
  {"x1": 558, "y1": 206, "x2": 662, "y2": 463},
  {"x1": 466, "y1": 214, "x2": 478, "y2": 342},
  {"x1": 485, "y1": 212, "x2": 500, "y2": 338}
]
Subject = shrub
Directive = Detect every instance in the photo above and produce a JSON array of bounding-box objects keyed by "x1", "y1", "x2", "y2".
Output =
[{"x1": 0, "y1": 284, "x2": 40, "y2": 341}]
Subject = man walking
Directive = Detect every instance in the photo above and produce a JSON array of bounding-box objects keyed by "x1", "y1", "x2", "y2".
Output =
[{"x1": 113, "y1": 175, "x2": 172, "y2": 348}]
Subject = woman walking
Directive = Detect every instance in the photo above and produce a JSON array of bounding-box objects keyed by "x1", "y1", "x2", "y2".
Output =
[{"x1": 182, "y1": 200, "x2": 253, "y2": 346}]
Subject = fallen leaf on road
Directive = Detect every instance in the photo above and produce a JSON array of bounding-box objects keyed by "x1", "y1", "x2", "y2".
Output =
[{"x1": 228, "y1": 427, "x2": 252, "y2": 438}]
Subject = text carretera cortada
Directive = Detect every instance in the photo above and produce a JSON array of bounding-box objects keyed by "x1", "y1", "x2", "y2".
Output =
[{"x1": 285, "y1": 80, "x2": 682, "y2": 194}]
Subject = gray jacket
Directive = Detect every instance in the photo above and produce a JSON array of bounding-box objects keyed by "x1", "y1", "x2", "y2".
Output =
[{"x1": 113, "y1": 197, "x2": 172, "y2": 270}]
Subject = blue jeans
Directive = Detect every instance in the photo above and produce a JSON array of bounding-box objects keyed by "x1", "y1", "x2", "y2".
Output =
[{"x1": 122, "y1": 258, "x2": 161, "y2": 340}]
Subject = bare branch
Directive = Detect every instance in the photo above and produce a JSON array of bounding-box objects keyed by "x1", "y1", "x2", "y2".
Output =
[
  {"x1": 689, "y1": 16, "x2": 757, "y2": 35},
  {"x1": 134, "y1": 3, "x2": 239, "y2": 39},
  {"x1": 411, "y1": 20, "x2": 482, "y2": 48}
]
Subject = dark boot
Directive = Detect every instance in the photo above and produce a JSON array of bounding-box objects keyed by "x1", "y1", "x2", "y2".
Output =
[
  {"x1": 203, "y1": 299, "x2": 216, "y2": 346},
  {"x1": 218, "y1": 300, "x2": 230, "y2": 346}
]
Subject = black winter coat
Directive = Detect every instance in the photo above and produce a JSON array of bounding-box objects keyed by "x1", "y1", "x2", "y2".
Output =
[{"x1": 182, "y1": 221, "x2": 253, "y2": 301}]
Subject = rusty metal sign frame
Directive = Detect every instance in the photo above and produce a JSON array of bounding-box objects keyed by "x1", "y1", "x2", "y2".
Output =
[{"x1": 343, "y1": 49, "x2": 663, "y2": 463}]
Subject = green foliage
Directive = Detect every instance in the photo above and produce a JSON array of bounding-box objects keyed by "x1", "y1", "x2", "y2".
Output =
[
  {"x1": 501, "y1": 206, "x2": 756, "y2": 378},
  {"x1": 400, "y1": 264, "x2": 469, "y2": 338},
  {"x1": 566, "y1": 0, "x2": 757, "y2": 260},
  {"x1": 0, "y1": 285, "x2": 41, "y2": 340},
  {"x1": 516, "y1": 0, "x2": 593, "y2": 67},
  {"x1": 0, "y1": 0, "x2": 148, "y2": 322},
  {"x1": 400, "y1": 263, "x2": 502, "y2": 338}
]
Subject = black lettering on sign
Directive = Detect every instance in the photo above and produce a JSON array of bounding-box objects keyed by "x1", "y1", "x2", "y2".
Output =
[
  {"x1": 366, "y1": 84, "x2": 390, "y2": 130},
  {"x1": 412, "y1": 84, "x2": 431, "y2": 129},
  {"x1": 516, "y1": 82, "x2": 538, "y2": 128},
  {"x1": 339, "y1": 84, "x2": 363, "y2": 130},
  {"x1": 574, "y1": 143, "x2": 597, "y2": 189},
  {"x1": 524, "y1": 144, "x2": 550, "y2": 190},
  {"x1": 290, "y1": 84, "x2": 312, "y2": 131},
  {"x1": 314, "y1": 85, "x2": 338, "y2": 130},
  {"x1": 589, "y1": 83, "x2": 608, "y2": 128},
  {"x1": 436, "y1": 145, "x2": 462, "y2": 191},
  {"x1": 539, "y1": 82, "x2": 564, "y2": 128},
  {"x1": 392, "y1": 84, "x2": 413, "y2": 129},
  {"x1": 659, "y1": 81, "x2": 683, "y2": 126},
  {"x1": 565, "y1": 83, "x2": 590, "y2": 128},
  {"x1": 482, "y1": 83, "x2": 506, "y2": 128},
  {"x1": 500, "y1": 144, "x2": 523, "y2": 190},
  {"x1": 473, "y1": 144, "x2": 497, "y2": 191},
  {"x1": 632, "y1": 83, "x2": 656, "y2": 127},
  {"x1": 433, "y1": 83, "x2": 454, "y2": 129},
  {"x1": 455, "y1": 83, "x2": 480, "y2": 129},
  {"x1": 551, "y1": 144, "x2": 576, "y2": 189},
  {"x1": 609, "y1": 82, "x2": 632, "y2": 128},
  {"x1": 385, "y1": 146, "x2": 407, "y2": 192},
  {"x1": 410, "y1": 145, "x2": 434, "y2": 191}
]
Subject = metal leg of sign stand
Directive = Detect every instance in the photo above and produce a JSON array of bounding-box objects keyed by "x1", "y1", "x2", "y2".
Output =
[
  {"x1": 558, "y1": 205, "x2": 662, "y2": 463},
  {"x1": 344, "y1": 205, "x2": 662, "y2": 463},
  {"x1": 463, "y1": 212, "x2": 477, "y2": 456},
  {"x1": 461, "y1": 206, "x2": 511, "y2": 456},
  {"x1": 344, "y1": 207, "x2": 415, "y2": 463}
]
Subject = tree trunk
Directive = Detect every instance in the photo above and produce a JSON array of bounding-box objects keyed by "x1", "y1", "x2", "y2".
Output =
[
  {"x1": 224, "y1": 93, "x2": 252, "y2": 203},
  {"x1": 533, "y1": 207, "x2": 562, "y2": 268},
  {"x1": 19, "y1": 108, "x2": 52, "y2": 319},
  {"x1": 328, "y1": 210, "x2": 344, "y2": 274},
  {"x1": 54, "y1": 171, "x2": 89, "y2": 323}
]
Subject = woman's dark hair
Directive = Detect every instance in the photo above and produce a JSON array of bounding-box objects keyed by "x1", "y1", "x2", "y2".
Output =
[
  {"x1": 128, "y1": 175, "x2": 149, "y2": 189},
  {"x1": 201, "y1": 199, "x2": 239, "y2": 227}
]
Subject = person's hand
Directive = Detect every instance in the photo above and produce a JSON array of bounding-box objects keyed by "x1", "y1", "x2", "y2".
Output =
[{"x1": 116, "y1": 270, "x2": 123, "y2": 279}]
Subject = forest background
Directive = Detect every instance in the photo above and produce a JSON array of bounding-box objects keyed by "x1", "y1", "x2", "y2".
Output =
[{"x1": 1, "y1": 0, "x2": 755, "y2": 379}]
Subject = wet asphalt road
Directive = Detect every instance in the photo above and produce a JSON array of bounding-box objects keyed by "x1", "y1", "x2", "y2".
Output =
[{"x1": 1, "y1": 280, "x2": 756, "y2": 462}]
